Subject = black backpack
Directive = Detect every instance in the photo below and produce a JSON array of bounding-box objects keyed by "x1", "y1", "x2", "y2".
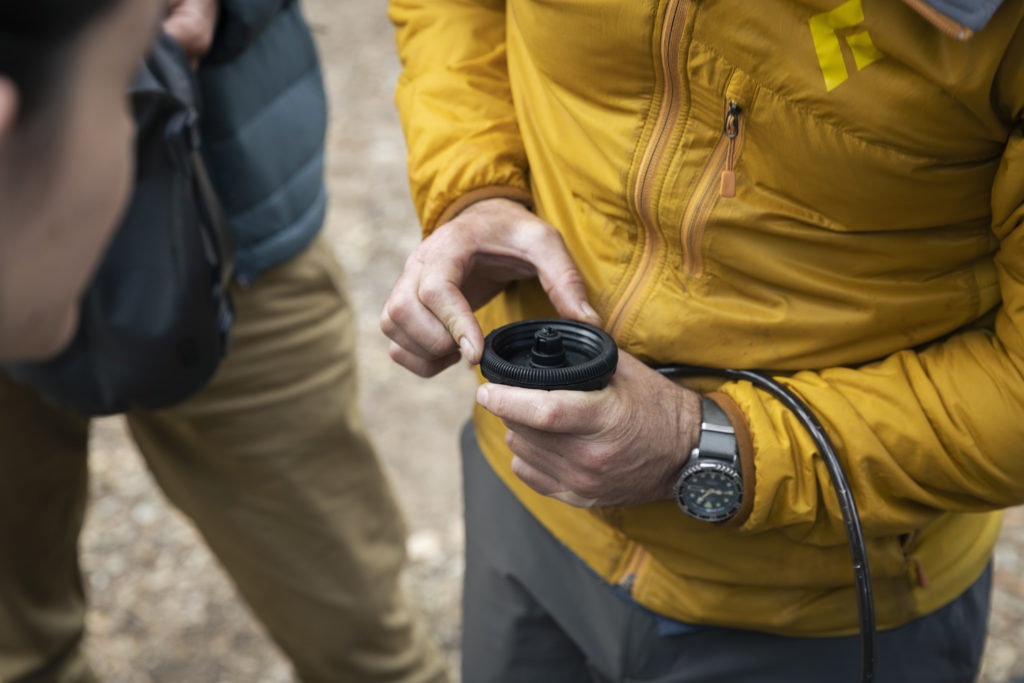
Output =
[{"x1": 3, "y1": 34, "x2": 235, "y2": 415}]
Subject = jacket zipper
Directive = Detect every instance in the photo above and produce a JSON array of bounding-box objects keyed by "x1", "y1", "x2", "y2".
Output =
[
  {"x1": 607, "y1": 0, "x2": 690, "y2": 340},
  {"x1": 680, "y1": 101, "x2": 744, "y2": 275}
]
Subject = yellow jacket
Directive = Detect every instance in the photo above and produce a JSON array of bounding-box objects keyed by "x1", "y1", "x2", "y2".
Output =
[{"x1": 390, "y1": 0, "x2": 1024, "y2": 635}]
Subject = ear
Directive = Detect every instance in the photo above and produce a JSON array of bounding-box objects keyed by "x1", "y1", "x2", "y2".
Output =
[{"x1": 0, "y1": 77, "x2": 20, "y2": 145}]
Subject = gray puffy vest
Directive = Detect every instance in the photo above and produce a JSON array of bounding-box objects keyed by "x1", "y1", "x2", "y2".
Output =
[{"x1": 198, "y1": 0, "x2": 328, "y2": 284}]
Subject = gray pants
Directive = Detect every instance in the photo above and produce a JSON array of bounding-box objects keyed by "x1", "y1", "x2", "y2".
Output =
[{"x1": 460, "y1": 422, "x2": 991, "y2": 683}]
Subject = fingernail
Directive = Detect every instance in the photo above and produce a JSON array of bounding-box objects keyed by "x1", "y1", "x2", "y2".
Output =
[
  {"x1": 476, "y1": 384, "x2": 490, "y2": 406},
  {"x1": 580, "y1": 302, "x2": 601, "y2": 324},
  {"x1": 459, "y1": 337, "x2": 478, "y2": 363}
]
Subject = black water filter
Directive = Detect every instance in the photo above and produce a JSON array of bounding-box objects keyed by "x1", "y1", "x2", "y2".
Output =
[{"x1": 480, "y1": 319, "x2": 618, "y2": 391}]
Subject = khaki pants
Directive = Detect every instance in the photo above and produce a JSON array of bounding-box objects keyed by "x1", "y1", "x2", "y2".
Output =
[{"x1": 0, "y1": 238, "x2": 446, "y2": 683}]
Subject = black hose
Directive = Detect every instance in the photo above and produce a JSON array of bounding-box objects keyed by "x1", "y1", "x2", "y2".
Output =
[{"x1": 656, "y1": 365, "x2": 876, "y2": 683}]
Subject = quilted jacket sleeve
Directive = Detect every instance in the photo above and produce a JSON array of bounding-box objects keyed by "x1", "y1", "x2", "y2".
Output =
[
  {"x1": 721, "y1": 115, "x2": 1024, "y2": 544},
  {"x1": 389, "y1": 0, "x2": 533, "y2": 234}
]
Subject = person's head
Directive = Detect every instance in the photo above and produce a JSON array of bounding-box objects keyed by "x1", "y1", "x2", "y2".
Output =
[{"x1": 0, "y1": 0, "x2": 160, "y2": 361}]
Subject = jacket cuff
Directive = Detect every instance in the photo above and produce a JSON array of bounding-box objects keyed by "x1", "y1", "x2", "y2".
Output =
[
  {"x1": 432, "y1": 186, "x2": 534, "y2": 232},
  {"x1": 707, "y1": 391, "x2": 755, "y2": 528}
]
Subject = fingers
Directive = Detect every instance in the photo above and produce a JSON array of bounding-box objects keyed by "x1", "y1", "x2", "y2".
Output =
[
  {"x1": 504, "y1": 419, "x2": 610, "y2": 498},
  {"x1": 522, "y1": 231, "x2": 602, "y2": 327},
  {"x1": 381, "y1": 196, "x2": 599, "y2": 379},
  {"x1": 549, "y1": 491, "x2": 599, "y2": 508},
  {"x1": 510, "y1": 455, "x2": 564, "y2": 496},
  {"x1": 510, "y1": 448, "x2": 599, "y2": 509},
  {"x1": 418, "y1": 259, "x2": 485, "y2": 363},
  {"x1": 458, "y1": 198, "x2": 600, "y2": 326},
  {"x1": 380, "y1": 246, "x2": 483, "y2": 376},
  {"x1": 485, "y1": 351, "x2": 697, "y2": 509},
  {"x1": 476, "y1": 383, "x2": 601, "y2": 436},
  {"x1": 381, "y1": 255, "x2": 457, "y2": 356},
  {"x1": 163, "y1": 0, "x2": 219, "y2": 64},
  {"x1": 381, "y1": 295, "x2": 463, "y2": 378},
  {"x1": 387, "y1": 341, "x2": 461, "y2": 378},
  {"x1": 482, "y1": 382, "x2": 613, "y2": 504}
]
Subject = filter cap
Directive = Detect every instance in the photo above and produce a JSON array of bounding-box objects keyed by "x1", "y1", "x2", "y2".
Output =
[{"x1": 480, "y1": 319, "x2": 618, "y2": 391}]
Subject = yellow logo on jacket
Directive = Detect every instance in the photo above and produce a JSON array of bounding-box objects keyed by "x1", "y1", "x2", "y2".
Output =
[{"x1": 809, "y1": 0, "x2": 884, "y2": 91}]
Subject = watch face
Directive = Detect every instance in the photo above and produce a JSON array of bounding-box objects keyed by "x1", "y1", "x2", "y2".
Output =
[{"x1": 677, "y1": 463, "x2": 742, "y2": 522}]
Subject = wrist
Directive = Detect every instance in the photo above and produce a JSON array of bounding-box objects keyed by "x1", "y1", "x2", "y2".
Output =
[
  {"x1": 672, "y1": 395, "x2": 744, "y2": 523},
  {"x1": 435, "y1": 186, "x2": 534, "y2": 228},
  {"x1": 659, "y1": 386, "x2": 702, "y2": 500}
]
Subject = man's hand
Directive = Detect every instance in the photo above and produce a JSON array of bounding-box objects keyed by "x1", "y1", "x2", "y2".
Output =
[
  {"x1": 380, "y1": 198, "x2": 601, "y2": 377},
  {"x1": 163, "y1": 0, "x2": 220, "y2": 65},
  {"x1": 476, "y1": 352, "x2": 702, "y2": 508}
]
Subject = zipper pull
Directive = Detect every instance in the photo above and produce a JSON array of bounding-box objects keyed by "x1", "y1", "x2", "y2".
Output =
[
  {"x1": 906, "y1": 554, "x2": 931, "y2": 588},
  {"x1": 720, "y1": 102, "x2": 742, "y2": 198}
]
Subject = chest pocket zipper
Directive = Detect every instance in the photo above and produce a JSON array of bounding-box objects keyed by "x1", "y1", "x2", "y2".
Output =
[{"x1": 680, "y1": 100, "x2": 745, "y2": 276}]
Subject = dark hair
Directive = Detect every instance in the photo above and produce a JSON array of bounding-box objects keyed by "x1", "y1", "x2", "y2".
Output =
[{"x1": 0, "y1": 0, "x2": 125, "y2": 125}]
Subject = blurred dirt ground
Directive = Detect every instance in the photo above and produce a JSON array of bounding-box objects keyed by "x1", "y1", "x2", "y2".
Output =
[{"x1": 79, "y1": 1, "x2": 1024, "y2": 681}]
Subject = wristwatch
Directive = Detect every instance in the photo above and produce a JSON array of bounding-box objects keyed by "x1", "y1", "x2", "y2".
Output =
[{"x1": 673, "y1": 396, "x2": 743, "y2": 522}]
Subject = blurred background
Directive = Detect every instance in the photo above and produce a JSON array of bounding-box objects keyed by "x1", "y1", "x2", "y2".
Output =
[{"x1": 79, "y1": 1, "x2": 1024, "y2": 681}]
